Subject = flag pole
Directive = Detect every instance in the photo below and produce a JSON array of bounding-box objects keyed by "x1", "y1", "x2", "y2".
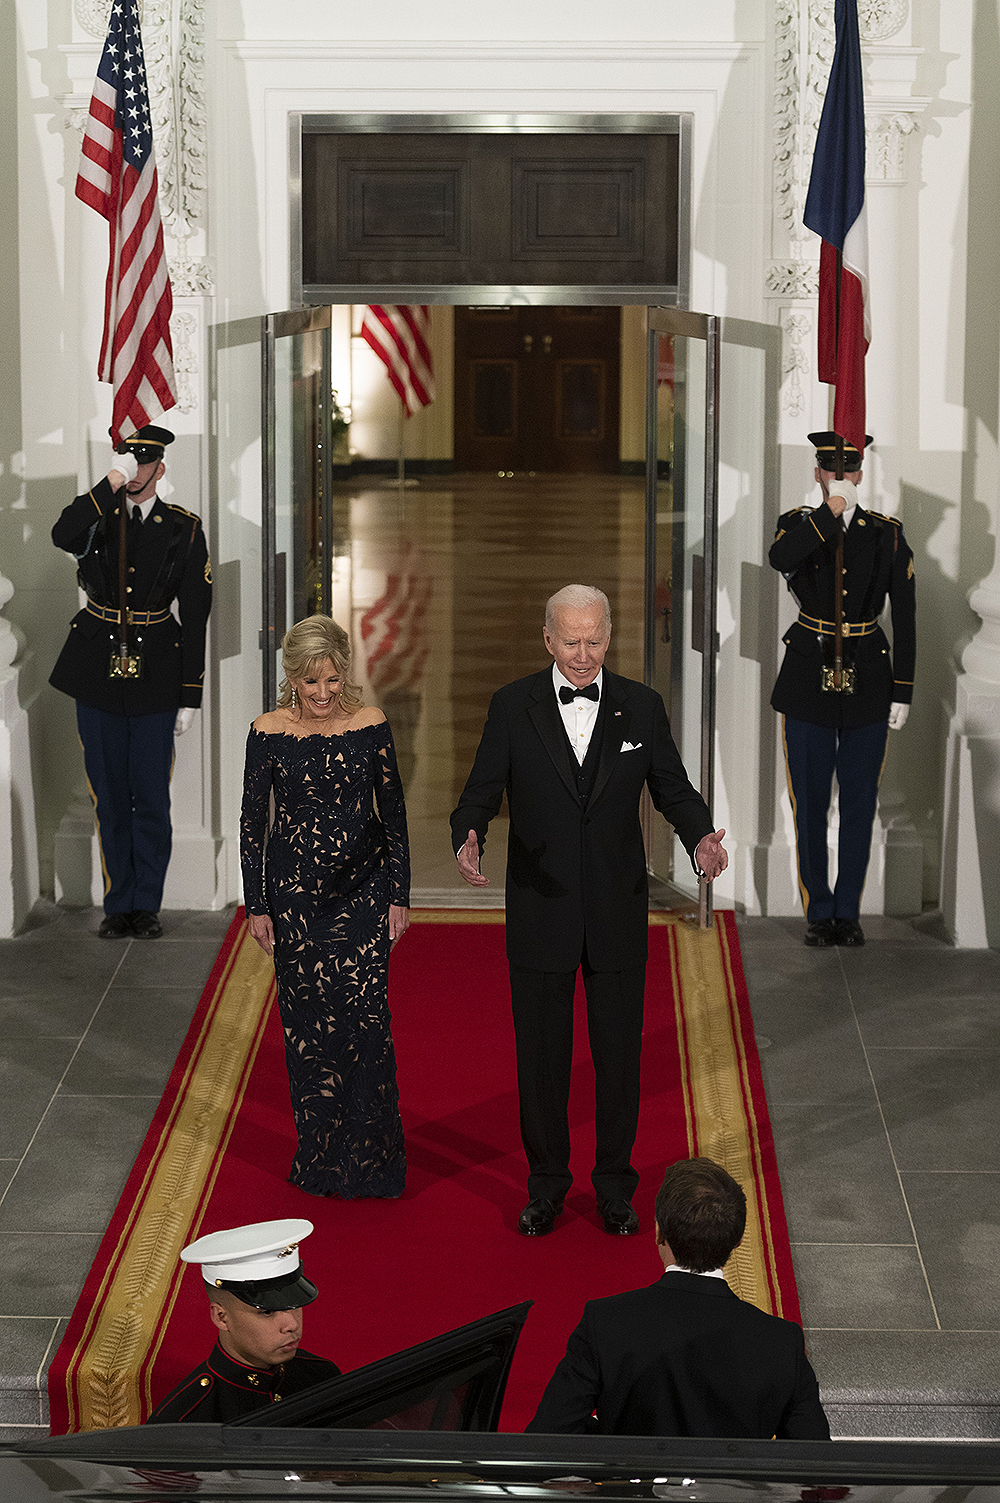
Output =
[{"x1": 833, "y1": 251, "x2": 846, "y2": 693}]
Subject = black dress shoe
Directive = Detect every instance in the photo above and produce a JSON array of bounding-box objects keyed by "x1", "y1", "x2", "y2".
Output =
[
  {"x1": 599, "y1": 1198, "x2": 639, "y2": 1236},
  {"x1": 129, "y1": 910, "x2": 163, "y2": 938},
  {"x1": 98, "y1": 912, "x2": 132, "y2": 939},
  {"x1": 804, "y1": 919, "x2": 837, "y2": 947},
  {"x1": 518, "y1": 1198, "x2": 563, "y2": 1236},
  {"x1": 834, "y1": 918, "x2": 865, "y2": 946}
]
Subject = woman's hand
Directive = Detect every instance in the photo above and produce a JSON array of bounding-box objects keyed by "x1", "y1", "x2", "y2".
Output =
[
  {"x1": 247, "y1": 911, "x2": 275, "y2": 957},
  {"x1": 389, "y1": 904, "x2": 410, "y2": 949}
]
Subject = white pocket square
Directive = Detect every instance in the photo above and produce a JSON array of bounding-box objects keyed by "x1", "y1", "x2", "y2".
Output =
[{"x1": 620, "y1": 741, "x2": 642, "y2": 752}]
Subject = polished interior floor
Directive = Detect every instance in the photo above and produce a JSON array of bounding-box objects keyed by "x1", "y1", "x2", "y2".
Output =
[{"x1": 338, "y1": 473, "x2": 647, "y2": 900}]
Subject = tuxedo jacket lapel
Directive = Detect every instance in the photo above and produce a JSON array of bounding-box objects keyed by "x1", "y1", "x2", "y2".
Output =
[{"x1": 526, "y1": 673, "x2": 579, "y2": 803}]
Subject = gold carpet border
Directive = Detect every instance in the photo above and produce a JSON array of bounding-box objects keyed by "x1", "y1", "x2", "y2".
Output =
[
  {"x1": 68, "y1": 926, "x2": 275, "y2": 1431},
  {"x1": 669, "y1": 917, "x2": 784, "y2": 1319}
]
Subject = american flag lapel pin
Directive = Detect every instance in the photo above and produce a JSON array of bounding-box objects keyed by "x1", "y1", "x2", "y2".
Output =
[{"x1": 614, "y1": 710, "x2": 622, "y2": 717}]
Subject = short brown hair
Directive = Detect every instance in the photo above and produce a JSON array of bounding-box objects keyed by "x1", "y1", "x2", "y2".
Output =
[{"x1": 654, "y1": 1157, "x2": 747, "y2": 1272}]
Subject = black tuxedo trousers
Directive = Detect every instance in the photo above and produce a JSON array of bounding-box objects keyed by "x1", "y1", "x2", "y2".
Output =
[{"x1": 451, "y1": 670, "x2": 714, "y2": 1200}]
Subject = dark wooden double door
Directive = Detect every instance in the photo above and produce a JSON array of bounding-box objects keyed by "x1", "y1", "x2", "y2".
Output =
[{"x1": 454, "y1": 306, "x2": 621, "y2": 473}]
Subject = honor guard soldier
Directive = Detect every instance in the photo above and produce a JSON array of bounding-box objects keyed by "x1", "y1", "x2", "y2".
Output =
[
  {"x1": 147, "y1": 1218, "x2": 341, "y2": 1424},
  {"x1": 770, "y1": 433, "x2": 916, "y2": 946},
  {"x1": 50, "y1": 426, "x2": 211, "y2": 938}
]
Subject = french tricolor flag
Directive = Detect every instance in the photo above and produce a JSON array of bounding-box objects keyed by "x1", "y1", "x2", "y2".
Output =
[{"x1": 803, "y1": 0, "x2": 870, "y2": 459}]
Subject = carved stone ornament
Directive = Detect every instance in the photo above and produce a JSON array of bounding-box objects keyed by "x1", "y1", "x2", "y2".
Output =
[
  {"x1": 75, "y1": 0, "x2": 143, "y2": 36},
  {"x1": 780, "y1": 309, "x2": 813, "y2": 418},
  {"x1": 857, "y1": 0, "x2": 909, "y2": 42},
  {"x1": 767, "y1": 261, "x2": 820, "y2": 298},
  {"x1": 170, "y1": 307, "x2": 199, "y2": 416},
  {"x1": 168, "y1": 255, "x2": 215, "y2": 296},
  {"x1": 808, "y1": 0, "x2": 909, "y2": 42},
  {"x1": 867, "y1": 111, "x2": 919, "y2": 182}
]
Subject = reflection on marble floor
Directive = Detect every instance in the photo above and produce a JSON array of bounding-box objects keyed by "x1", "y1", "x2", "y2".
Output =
[{"x1": 334, "y1": 473, "x2": 646, "y2": 901}]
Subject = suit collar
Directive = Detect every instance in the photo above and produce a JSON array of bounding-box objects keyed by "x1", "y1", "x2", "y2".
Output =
[
  {"x1": 207, "y1": 1341, "x2": 281, "y2": 1392},
  {"x1": 656, "y1": 1271, "x2": 736, "y2": 1298},
  {"x1": 527, "y1": 672, "x2": 580, "y2": 801},
  {"x1": 526, "y1": 668, "x2": 634, "y2": 809}
]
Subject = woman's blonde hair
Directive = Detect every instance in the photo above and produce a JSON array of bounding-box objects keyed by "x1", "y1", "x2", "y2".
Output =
[{"x1": 277, "y1": 614, "x2": 364, "y2": 712}]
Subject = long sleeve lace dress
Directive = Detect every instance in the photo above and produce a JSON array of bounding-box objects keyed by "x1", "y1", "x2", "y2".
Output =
[{"x1": 240, "y1": 719, "x2": 409, "y2": 1198}]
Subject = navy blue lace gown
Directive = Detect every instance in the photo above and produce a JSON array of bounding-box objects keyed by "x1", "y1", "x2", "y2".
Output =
[{"x1": 240, "y1": 720, "x2": 409, "y2": 1198}]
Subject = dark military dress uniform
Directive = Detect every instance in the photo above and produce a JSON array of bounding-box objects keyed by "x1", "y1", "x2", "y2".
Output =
[
  {"x1": 770, "y1": 494, "x2": 915, "y2": 928},
  {"x1": 147, "y1": 1341, "x2": 341, "y2": 1424},
  {"x1": 50, "y1": 462, "x2": 211, "y2": 921}
]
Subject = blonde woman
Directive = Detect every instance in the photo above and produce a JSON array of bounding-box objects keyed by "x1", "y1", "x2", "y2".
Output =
[{"x1": 240, "y1": 615, "x2": 410, "y2": 1198}]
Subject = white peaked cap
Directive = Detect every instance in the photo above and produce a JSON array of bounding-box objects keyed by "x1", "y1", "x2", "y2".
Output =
[{"x1": 181, "y1": 1219, "x2": 314, "y2": 1284}]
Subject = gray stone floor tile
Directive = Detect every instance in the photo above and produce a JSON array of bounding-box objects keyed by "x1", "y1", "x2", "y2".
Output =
[
  {"x1": 756, "y1": 1016, "x2": 872, "y2": 1103},
  {"x1": 804, "y1": 1328, "x2": 1000, "y2": 1403},
  {"x1": 839, "y1": 945, "x2": 1000, "y2": 1009},
  {"x1": 0, "y1": 1041, "x2": 79, "y2": 1158},
  {"x1": 0, "y1": 944, "x2": 125, "y2": 1003},
  {"x1": 736, "y1": 946, "x2": 854, "y2": 1003},
  {"x1": 854, "y1": 990, "x2": 1000, "y2": 1050},
  {"x1": 0, "y1": 991, "x2": 101, "y2": 1040},
  {"x1": 902, "y1": 1172, "x2": 1000, "y2": 1330},
  {"x1": 60, "y1": 986, "x2": 204, "y2": 1096},
  {"x1": 110, "y1": 938, "x2": 224, "y2": 988},
  {"x1": 0, "y1": 1318, "x2": 61, "y2": 1424},
  {"x1": 790, "y1": 1242, "x2": 935, "y2": 1330},
  {"x1": 0, "y1": 1162, "x2": 19, "y2": 1196},
  {"x1": 866, "y1": 1047, "x2": 1000, "y2": 1171},
  {"x1": 0, "y1": 1234, "x2": 103, "y2": 1318},
  {"x1": 157, "y1": 906, "x2": 237, "y2": 939},
  {"x1": 0, "y1": 1096, "x2": 157, "y2": 1234},
  {"x1": 769, "y1": 1099, "x2": 914, "y2": 1242}
]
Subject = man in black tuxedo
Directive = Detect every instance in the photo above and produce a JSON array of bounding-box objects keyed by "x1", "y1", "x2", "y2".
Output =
[
  {"x1": 451, "y1": 585, "x2": 726, "y2": 1238},
  {"x1": 527, "y1": 1157, "x2": 830, "y2": 1438}
]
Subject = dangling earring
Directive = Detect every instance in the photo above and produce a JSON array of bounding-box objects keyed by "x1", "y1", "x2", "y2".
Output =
[{"x1": 291, "y1": 687, "x2": 297, "y2": 709}]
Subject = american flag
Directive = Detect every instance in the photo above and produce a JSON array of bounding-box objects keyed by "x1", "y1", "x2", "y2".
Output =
[
  {"x1": 75, "y1": 0, "x2": 176, "y2": 445},
  {"x1": 361, "y1": 306, "x2": 435, "y2": 416},
  {"x1": 803, "y1": 0, "x2": 870, "y2": 457}
]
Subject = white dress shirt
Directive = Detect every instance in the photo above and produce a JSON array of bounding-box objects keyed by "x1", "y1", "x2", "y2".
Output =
[
  {"x1": 663, "y1": 1264, "x2": 726, "y2": 1280},
  {"x1": 553, "y1": 664, "x2": 603, "y2": 765},
  {"x1": 128, "y1": 496, "x2": 156, "y2": 523}
]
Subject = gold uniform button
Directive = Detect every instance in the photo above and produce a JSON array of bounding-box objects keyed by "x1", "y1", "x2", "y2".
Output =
[
  {"x1": 200, "y1": 1377, "x2": 210, "y2": 1388},
  {"x1": 126, "y1": 586, "x2": 133, "y2": 594},
  {"x1": 273, "y1": 1394, "x2": 282, "y2": 1402}
]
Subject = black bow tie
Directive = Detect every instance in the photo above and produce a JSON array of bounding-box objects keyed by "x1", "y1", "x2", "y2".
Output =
[{"x1": 559, "y1": 683, "x2": 599, "y2": 704}]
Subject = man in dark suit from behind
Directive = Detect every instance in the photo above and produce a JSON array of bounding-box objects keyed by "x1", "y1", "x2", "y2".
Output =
[{"x1": 527, "y1": 1157, "x2": 830, "y2": 1439}]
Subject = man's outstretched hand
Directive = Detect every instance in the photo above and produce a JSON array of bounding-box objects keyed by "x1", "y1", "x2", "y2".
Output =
[
  {"x1": 457, "y1": 829, "x2": 490, "y2": 886},
  {"x1": 695, "y1": 829, "x2": 728, "y2": 881}
]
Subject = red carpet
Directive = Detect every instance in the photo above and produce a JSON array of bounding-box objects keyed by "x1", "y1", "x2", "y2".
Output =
[{"x1": 49, "y1": 909, "x2": 800, "y2": 1434}]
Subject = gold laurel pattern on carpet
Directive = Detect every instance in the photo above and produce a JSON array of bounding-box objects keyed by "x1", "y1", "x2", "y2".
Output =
[
  {"x1": 668, "y1": 917, "x2": 785, "y2": 1319},
  {"x1": 64, "y1": 910, "x2": 782, "y2": 1430},
  {"x1": 68, "y1": 929, "x2": 275, "y2": 1432}
]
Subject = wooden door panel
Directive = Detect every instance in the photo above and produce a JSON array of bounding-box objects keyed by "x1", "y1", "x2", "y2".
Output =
[
  {"x1": 301, "y1": 131, "x2": 678, "y2": 288},
  {"x1": 454, "y1": 306, "x2": 619, "y2": 473}
]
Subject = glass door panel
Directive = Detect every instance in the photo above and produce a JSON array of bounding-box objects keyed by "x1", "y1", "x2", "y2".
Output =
[
  {"x1": 261, "y1": 306, "x2": 334, "y2": 708},
  {"x1": 643, "y1": 309, "x2": 720, "y2": 927}
]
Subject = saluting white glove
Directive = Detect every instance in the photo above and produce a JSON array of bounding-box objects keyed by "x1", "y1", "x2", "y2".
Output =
[
  {"x1": 888, "y1": 702, "x2": 909, "y2": 731},
  {"x1": 108, "y1": 451, "x2": 139, "y2": 488},
  {"x1": 175, "y1": 707, "x2": 197, "y2": 736}
]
